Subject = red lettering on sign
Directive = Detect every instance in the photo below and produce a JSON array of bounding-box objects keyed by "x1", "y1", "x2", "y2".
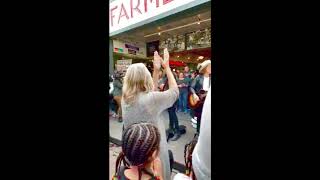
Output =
[
  {"x1": 110, "y1": 6, "x2": 118, "y2": 27},
  {"x1": 163, "y1": 0, "x2": 174, "y2": 5},
  {"x1": 144, "y1": 0, "x2": 159, "y2": 13},
  {"x1": 131, "y1": 0, "x2": 142, "y2": 18},
  {"x1": 118, "y1": 3, "x2": 130, "y2": 24}
]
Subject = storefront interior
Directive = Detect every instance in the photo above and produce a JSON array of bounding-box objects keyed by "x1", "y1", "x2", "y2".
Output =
[{"x1": 111, "y1": 6, "x2": 211, "y2": 71}]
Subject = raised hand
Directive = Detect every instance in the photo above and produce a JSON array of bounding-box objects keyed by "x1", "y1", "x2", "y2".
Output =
[
  {"x1": 153, "y1": 51, "x2": 162, "y2": 71},
  {"x1": 162, "y1": 48, "x2": 170, "y2": 69}
]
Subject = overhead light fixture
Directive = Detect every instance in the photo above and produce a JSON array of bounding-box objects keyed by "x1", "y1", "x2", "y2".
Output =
[
  {"x1": 198, "y1": 56, "x2": 204, "y2": 59},
  {"x1": 177, "y1": 56, "x2": 179, "y2": 58},
  {"x1": 144, "y1": 18, "x2": 211, "y2": 38},
  {"x1": 158, "y1": 32, "x2": 161, "y2": 35}
]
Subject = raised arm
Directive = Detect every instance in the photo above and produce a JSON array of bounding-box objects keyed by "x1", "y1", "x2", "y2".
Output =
[
  {"x1": 151, "y1": 48, "x2": 179, "y2": 112},
  {"x1": 162, "y1": 48, "x2": 178, "y2": 91},
  {"x1": 152, "y1": 51, "x2": 162, "y2": 91}
]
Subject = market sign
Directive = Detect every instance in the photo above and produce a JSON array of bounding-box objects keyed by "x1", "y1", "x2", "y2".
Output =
[
  {"x1": 125, "y1": 44, "x2": 139, "y2": 51},
  {"x1": 116, "y1": 59, "x2": 132, "y2": 71},
  {"x1": 109, "y1": 0, "x2": 199, "y2": 35}
]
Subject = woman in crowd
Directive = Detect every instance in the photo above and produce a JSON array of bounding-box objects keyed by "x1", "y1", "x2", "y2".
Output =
[
  {"x1": 113, "y1": 123, "x2": 163, "y2": 180},
  {"x1": 177, "y1": 72, "x2": 189, "y2": 113},
  {"x1": 190, "y1": 60, "x2": 211, "y2": 133},
  {"x1": 121, "y1": 48, "x2": 179, "y2": 180},
  {"x1": 112, "y1": 70, "x2": 124, "y2": 122}
]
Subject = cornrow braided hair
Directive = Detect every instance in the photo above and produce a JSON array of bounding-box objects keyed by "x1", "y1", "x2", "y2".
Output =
[
  {"x1": 113, "y1": 123, "x2": 161, "y2": 180},
  {"x1": 184, "y1": 133, "x2": 199, "y2": 180}
]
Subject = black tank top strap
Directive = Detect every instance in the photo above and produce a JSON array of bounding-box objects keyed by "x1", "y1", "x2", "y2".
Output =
[{"x1": 117, "y1": 166, "x2": 158, "y2": 180}]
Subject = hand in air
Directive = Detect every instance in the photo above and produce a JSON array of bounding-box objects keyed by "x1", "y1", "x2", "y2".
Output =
[
  {"x1": 162, "y1": 48, "x2": 170, "y2": 69},
  {"x1": 153, "y1": 51, "x2": 162, "y2": 71}
]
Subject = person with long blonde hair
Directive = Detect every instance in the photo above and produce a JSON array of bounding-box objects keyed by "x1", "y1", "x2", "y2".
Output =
[{"x1": 121, "y1": 48, "x2": 178, "y2": 180}]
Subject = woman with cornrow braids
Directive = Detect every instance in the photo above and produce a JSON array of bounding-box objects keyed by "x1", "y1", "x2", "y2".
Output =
[
  {"x1": 121, "y1": 48, "x2": 179, "y2": 180},
  {"x1": 113, "y1": 123, "x2": 163, "y2": 180}
]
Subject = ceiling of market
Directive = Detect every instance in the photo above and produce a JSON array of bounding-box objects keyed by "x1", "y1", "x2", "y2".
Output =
[
  {"x1": 112, "y1": 9, "x2": 212, "y2": 64},
  {"x1": 112, "y1": 10, "x2": 211, "y2": 44}
]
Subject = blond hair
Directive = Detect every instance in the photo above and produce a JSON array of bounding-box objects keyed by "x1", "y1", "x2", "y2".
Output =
[{"x1": 122, "y1": 63, "x2": 154, "y2": 104}]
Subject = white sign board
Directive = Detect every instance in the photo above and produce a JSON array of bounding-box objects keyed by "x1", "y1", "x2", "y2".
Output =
[
  {"x1": 116, "y1": 59, "x2": 132, "y2": 71},
  {"x1": 109, "y1": 0, "x2": 198, "y2": 34}
]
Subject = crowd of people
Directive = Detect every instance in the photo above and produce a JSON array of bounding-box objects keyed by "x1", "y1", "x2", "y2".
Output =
[{"x1": 109, "y1": 48, "x2": 211, "y2": 180}]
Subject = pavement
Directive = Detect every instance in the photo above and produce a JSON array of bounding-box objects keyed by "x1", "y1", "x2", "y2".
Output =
[{"x1": 109, "y1": 111, "x2": 196, "y2": 180}]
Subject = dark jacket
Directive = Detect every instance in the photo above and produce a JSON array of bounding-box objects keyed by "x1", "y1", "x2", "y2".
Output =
[
  {"x1": 112, "y1": 78, "x2": 123, "y2": 96},
  {"x1": 190, "y1": 74, "x2": 211, "y2": 94},
  {"x1": 159, "y1": 76, "x2": 169, "y2": 91}
]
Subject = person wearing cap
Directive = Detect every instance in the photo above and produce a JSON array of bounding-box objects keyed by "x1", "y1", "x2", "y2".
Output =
[{"x1": 190, "y1": 60, "x2": 211, "y2": 134}]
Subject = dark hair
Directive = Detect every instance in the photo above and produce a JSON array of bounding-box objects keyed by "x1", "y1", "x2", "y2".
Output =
[{"x1": 114, "y1": 123, "x2": 161, "y2": 180}]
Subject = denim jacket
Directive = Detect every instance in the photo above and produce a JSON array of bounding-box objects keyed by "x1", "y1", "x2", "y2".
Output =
[
  {"x1": 190, "y1": 74, "x2": 211, "y2": 94},
  {"x1": 112, "y1": 79, "x2": 123, "y2": 96}
]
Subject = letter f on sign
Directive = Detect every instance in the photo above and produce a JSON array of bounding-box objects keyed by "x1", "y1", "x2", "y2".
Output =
[{"x1": 110, "y1": 6, "x2": 118, "y2": 27}]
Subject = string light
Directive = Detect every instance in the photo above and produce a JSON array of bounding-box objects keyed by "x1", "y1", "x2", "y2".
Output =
[{"x1": 144, "y1": 18, "x2": 211, "y2": 37}]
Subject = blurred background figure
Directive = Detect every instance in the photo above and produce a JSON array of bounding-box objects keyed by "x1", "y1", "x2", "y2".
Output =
[
  {"x1": 112, "y1": 70, "x2": 124, "y2": 122},
  {"x1": 109, "y1": 74, "x2": 117, "y2": 117},
  {"x1": 177, "y1": 72, "x2": 189, "y2": 114},
  {"x1": 184, "y1": 65, "x2": 191, "y2": 78}
]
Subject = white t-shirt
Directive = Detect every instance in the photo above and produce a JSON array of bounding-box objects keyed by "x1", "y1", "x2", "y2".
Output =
[
  {"x1": 192, "y1": 87, "x2": 211, "y2": 180},
  {"x1": 173, "y1": 173, "x2": 191, "y2": 180},
  {"x1": 203, "y1": 76, "x2": 210, "y2": 91}
]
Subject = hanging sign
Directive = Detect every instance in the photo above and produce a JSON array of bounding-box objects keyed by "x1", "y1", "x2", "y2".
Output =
[{"x1": 116, "y1": 59, "x2": 132, "y2": 71}]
